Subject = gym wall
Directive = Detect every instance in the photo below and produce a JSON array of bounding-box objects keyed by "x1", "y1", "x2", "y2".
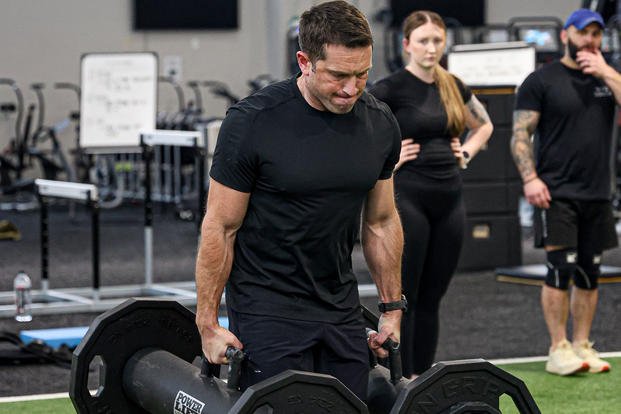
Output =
[{"x1": 0, "y1": 0, "x2": 578, "y2": 156}]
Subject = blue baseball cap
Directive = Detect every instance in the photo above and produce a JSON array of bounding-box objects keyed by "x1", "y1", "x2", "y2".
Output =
[{"x1": 563, "y1": 8, "x2": 605, "y2": 29}]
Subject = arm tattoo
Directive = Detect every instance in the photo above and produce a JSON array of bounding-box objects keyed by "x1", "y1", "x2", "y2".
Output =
[
  {"x1": 466, "y1": 96, "x2": 491, "y2": 126},
  {"x1": 510, "y1": 110, "x2": 540, "y2": 180}
]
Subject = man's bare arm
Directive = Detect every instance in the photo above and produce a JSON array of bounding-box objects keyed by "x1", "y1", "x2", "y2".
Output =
[
  {"x1": 361, "y1": 178, "x2": 403, "y2": 355},
  {"x1": 195, "y1": 178, "x2": 249, "y2": 363},
  {"x1": 361, "y1": 178, "x2": 403, "y2": 305}
]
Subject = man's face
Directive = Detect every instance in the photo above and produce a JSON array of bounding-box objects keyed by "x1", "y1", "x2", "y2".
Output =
[
  {"x1": 564, "y1": 23, "x2": 603, "y2": 60},
  {"x1": 297, "y1": 44, "x2": 372, "y2": 114}
]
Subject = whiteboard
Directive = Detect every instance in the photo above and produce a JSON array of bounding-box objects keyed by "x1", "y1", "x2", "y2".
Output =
[
  {"x1": 448, "y1": 42, "x2": 536, "y2": 87},
  {"x1": 80, "y1": 52, "x2": 157, "y2": 150}
]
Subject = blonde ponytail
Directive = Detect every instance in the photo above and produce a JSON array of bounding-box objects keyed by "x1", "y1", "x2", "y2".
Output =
[{"x1": 434, "y1": 66, "x2": 466, "y2": 137}]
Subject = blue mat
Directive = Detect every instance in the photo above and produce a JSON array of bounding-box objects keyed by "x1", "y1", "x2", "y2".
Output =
[
  {"x1": 20, "y1": 326, "x2": 89, "y2": 349},
  {"x1": 19, "y1": 316, "x2": 229, "y2": 349}
]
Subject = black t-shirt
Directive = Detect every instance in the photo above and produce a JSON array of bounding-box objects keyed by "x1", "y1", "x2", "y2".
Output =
[
  {"x1": 369, "y1": 69, "x2": 472, "y2": 180},
  {"x1": 209, "y1": 76, "x2": 401, "y2": 323},
  {"x1": 516, "y1": 61, "x2": 616, "y2": 200}
]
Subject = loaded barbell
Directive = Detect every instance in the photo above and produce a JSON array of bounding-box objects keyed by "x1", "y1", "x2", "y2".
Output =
[
  {"x1": 69, "y1": 299, "x2": 541, "y2": 413},
  {"x1": 69, "y1": 298, "x2": 368, "y2": 414}
]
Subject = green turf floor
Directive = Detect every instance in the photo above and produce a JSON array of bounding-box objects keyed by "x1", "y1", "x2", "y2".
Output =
[
  {"x1": 0, "y1": 398, "x2": 74, "y2": 414},
  {"x1": 499, "y1": 357, "x2": 620, "y2": 413},
  {"x1": 0, "y1": 357, "x2": 619, "y2": 413}
]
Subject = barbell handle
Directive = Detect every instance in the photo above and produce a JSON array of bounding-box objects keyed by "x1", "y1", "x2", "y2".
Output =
[
  {"x1": 383, "y1": 338, "x2": 402, "y2": 384},
  {"x1": 225, "y1": 346, "x2": 245, "y2": 390},
  {"x1": 366, "y1": 328, "x2": 403, "y2": 385},
  {"x1": 200, "y1": 346, "x2": 246, "y2": 390}
]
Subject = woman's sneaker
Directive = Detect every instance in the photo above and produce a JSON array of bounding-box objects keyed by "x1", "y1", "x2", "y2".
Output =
[
  {"x1": 546, "y1": 339, "x2": 589, "y2": 376},
  {"x1": 573, "y1": 341, "x2": 611, "y2": 373}
]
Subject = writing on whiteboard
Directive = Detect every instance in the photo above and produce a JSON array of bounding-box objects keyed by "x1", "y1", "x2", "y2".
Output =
[
  {"x1": 448, "y1": 43, "x2": 536, "y2": 87},
  {"x1": 81, "y1": 53, "x2": 157, "y2": 149}
]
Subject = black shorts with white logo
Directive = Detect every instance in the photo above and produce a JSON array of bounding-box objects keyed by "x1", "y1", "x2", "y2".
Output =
[{"x1": 533, "y1": 198, "x2": 618, "y2": 251}]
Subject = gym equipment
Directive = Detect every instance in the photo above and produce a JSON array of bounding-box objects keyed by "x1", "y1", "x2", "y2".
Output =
[
  {"x1": 141, "y1": 130, "x2": 206, "y2": 283},
  {"x1": 28, "y1": 83, "x2": 76, "y2": 182},
  {"x1": 54, "y1": 82, "x2": 88, "y2": 182},
  {"x1": 0, "y1": 78, "x2": 37, "y2": 209},
  {"x1": 37, "y1": 179, "x2": 100, "y2": 300},
  {"x1": 473, "y1": 25, "x2": 510, "y2": 44},
  {"x1": 0, "y1": 179, "x2": 106, "y2": 316},
  {"x1": 202, "y1": 80, "x2": 240, "y2": 108},
  {"x1": 508, "y1": 16, "x2": 563, "y2": 65},
  {"x1": 157, "y1": 75, "x2": 186, "y2": 130},
  {"x1": 362, "y1": 305, "x2": 540, "y2": 414},
  {"x1": 367, "y1": 332, "x2": 410, "y2": 414},
  {"x1": 70, "y1": 298, "x2": 368, "y2": 414},
  {"x1": 389, "y1": 359, "x2": 540, "y2": 414},
  {"x1": 0, "y1": 329, "x2": 73, "y2": 367},
  {"x1": 367, "y1": 350, "x2": 541, "y2": 414}
]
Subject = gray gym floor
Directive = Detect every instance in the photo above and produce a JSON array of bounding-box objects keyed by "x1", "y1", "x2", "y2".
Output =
[{"x1": 1, "y1": 203, "x2": 620, "y2": 397}]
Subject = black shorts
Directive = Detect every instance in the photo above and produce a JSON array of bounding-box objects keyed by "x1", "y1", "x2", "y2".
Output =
[
  {"x1": 533, "y1": 198, "x2": 618, "y2": 251},
  {"x1": 227, "y1": 309, "x2": 369, "y2": 401}
]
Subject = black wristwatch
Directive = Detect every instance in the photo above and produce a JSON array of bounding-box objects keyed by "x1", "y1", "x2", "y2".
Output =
[
  {"x1": 460, "y1": 151, "x2": 471, "y2": 170},
  {"x1": 378, "y1": 294, "x2": 408, "y2": 313}
]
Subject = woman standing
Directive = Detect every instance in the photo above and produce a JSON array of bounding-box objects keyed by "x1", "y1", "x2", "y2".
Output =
[{"x1": 370, "y1": 10, "x2": 493, "y2": 378}]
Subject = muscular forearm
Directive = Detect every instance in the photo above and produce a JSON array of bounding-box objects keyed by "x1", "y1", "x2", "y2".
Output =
[
  {"x1": 195, "y1": 219, "x2": 236, "y2": 327},
  {"x1": 361, "y1": 212, "x2": 403, "y2": 302},
  {"x1": 511, "y1": 110, "x2": 540, "y2": 182}
]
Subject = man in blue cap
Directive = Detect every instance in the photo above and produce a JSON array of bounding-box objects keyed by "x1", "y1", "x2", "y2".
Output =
[{"x1": 511, "y1": 8, "x2": 620, "y2": 375}]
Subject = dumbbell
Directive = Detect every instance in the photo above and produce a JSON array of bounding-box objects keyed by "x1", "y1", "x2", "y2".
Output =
[{"x1": 70, "y1": 298, "x2": 368, "y2": 413}]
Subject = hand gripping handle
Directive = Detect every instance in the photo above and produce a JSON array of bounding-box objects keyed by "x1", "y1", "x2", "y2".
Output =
[
  {"x1": 201, "y1": 346, "x2": 246, "y2": 390},
  {"x1": 367, "y1": 328, "x2": 403, "y2": 385}
]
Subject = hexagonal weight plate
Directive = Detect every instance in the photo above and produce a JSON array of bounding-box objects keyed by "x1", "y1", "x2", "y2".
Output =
[
  {"x1": 391, "y1": 359, "x2": 540, "y2": 414},
  {"x1": 69, "y1": 298, "x2": 202, "y2": 414},
  {"x1": 231, "y1": 370, "x2": 369, "y2": 414}
]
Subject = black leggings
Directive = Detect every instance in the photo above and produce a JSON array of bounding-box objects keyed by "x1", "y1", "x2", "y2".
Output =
[{"x1": 395, "y1": 175, "x2": 465, "y2": 376}]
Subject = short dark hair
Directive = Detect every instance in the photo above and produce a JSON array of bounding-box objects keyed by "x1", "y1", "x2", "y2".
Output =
[{"x1": 298, "y1": 0, "x2": 373, "y2": 63}]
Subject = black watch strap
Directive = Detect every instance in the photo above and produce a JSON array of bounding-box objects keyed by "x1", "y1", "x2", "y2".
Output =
[{"x1": 378, "y1": 294, "x2": 408, "y2": 313}]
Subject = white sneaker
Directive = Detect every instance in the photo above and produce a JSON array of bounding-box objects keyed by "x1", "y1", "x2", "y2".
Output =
[
  {"x1": 573, "y1": 341, "x2": 611, "y2": 373},
  {"x1": 546, "y1": 339, "x2": 590, "y2": 376}
]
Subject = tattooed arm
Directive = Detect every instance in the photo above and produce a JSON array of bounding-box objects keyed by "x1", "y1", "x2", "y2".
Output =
[
  {"x1": 453, "y1": 95, "x2": 494, "y2": 167},
  {"x1": 510, "y1": 109, "x2": 551, "y2": 208}
]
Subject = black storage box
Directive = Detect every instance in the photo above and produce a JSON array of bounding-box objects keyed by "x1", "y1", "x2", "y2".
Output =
[{"x1": 457, "y1": 214, "x2": 522, "y2": 271}]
